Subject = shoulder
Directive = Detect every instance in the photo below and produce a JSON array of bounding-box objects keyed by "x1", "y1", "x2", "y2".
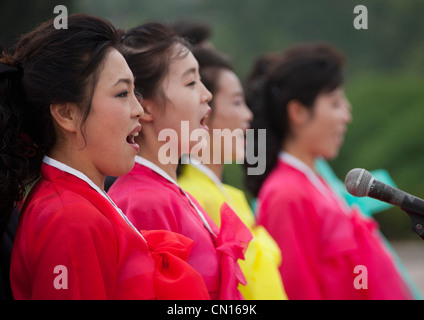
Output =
[
  {"x1": 109, "y1": 173, "x2": 185, "y2": 231},
  {"x1": 257, "y1": 165, "x2": 320, "y2": 221},
  {"x1": 181, "y1": 179, "x2": 223, "y2": 210},
  {"x1": 110, "y1": 170, "x2": 177, "y2": 206},
  {"x1": 111, "y1": 172, "x2": 182, "y2": 207},
  {"x1": 223, "y1": 184, "x2": 254, "y2": 214},
  {"x1": 223, "y1": 184, "x2": 249, "y2": 203},
  {"x1": 16, "y1": 179, "x2": 118, "y2": 266},
  {"x1": 260, "y1": 166, "x2": 312, "y2": 203},
  {"x1": 23, "y1": 179, "x2": 114, "y2": 236}
]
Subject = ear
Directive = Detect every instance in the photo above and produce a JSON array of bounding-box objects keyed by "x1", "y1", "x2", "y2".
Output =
[
  {"x1": 139, "y1": 98, "x2": 155, "y2": 122},
  {"x1": 50, "y1": 102, "x2": 80, "y2": 133},
  {"x1": 286, "y1": 99, "x2": 310, "y2": 127}
]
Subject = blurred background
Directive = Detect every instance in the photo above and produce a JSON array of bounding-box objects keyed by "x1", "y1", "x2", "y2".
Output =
[{"x1": 1, "y1": 0, "x2": 424, "y2": 240}]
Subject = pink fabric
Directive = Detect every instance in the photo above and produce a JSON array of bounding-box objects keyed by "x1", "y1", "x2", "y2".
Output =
[
  {"x1": 109, "y1": 163, "x2": 251, "y2": 299},
  {"x1": 215, "y1": 203, "x2": 253, "y2": 300},
  {"x1": 257, "y1": 160, "x2": 413, "y2": 300}
]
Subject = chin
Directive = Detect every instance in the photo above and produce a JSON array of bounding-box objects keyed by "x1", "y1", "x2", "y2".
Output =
[
  {"x1": 324, "y1": 151, "x2": 339, "y2": 160},
  {"x1": 111, "y1": 162, "x2": 135, "y2": 177},
  {"x1": 233, "y1": 144, "x2": 246, "y2": 162}
]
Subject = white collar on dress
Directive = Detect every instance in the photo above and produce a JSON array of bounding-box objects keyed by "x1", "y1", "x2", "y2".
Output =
[
  {"x1": 180, "y1": 154, "x2": 236, "y2": 209},
  {"x1": 43, "y1": 155, "x2": 146, "y2": 242},
  {"x1": 135, "y1": 155, "x2": 177, "y2": 185},
  {"x1": 135, "y1": 155, "x2": 217, "y2": 238},
  {"x1": 278, "y1": 151, "x2": 349, "y2": 213}
]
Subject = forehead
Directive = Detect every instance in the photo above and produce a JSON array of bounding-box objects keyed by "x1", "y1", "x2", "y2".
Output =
[
  {"x1": 315, "y1": 87, "x2": 344, "y2": 101},
  {"x1": 167, "y1": 48, "x2": 198, "y2": 78},
  {"x1": 217, "y1": 69, "x2": 243, "y2": 94},
  {"x1": 97, "y1": 48, "x2": 134, "y2": 86}
]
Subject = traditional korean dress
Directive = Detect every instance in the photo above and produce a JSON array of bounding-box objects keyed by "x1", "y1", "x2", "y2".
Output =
[
  {"x1": 10, "y1": 156, "x2": 209, "y2": 300},
  {"x1": 316, "y1": 158, "x2": 422, "y2": 299},
  {"x1": 178, "y1": 158, "x2": 288, "y2": 300},
  {"x1": 257, "y1": 152, "x2": 413, "y2": 300},
  {"x1": 108, "y1": 156, "x2": 252, "y2": 300}
]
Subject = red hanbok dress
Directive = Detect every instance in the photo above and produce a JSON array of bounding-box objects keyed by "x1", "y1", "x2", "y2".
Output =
[
  {"x1": 108, "y1": 156, "x2": 252, "y2": 300},
  {"x1": 10, "y1": 156, "x2": 209, "y2": 300},
  {"x1": 257, "y1": 152, "x2": 413, "y2": 300}
]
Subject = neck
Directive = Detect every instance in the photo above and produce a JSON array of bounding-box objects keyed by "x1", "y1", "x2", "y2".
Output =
[
  {"x1": 202, "y1": 134, "x2": 224, "y2": 181},
  {"x1": 188, "y1": 151, "x2": 224, "y2": 181},
  {"x1": 204, "y1": 162, "x2": 224, "y2": 182},
  {"x1": 283, "y1": 140, "x2": 316, "y2": 172},
  {"x1": 138, "y1": 149, "x2": 178, "y2": 182},
  {"x1": 48, "y1": 147, "x2": 105, "y2": 190},
  {"x1": 136, "y1": 128, "x2": 181, "y2": 181}
]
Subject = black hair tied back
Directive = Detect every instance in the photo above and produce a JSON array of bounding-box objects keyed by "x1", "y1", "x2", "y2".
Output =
[{"x1": 0, "y1": 61, "x2": 28, "y2": 240}]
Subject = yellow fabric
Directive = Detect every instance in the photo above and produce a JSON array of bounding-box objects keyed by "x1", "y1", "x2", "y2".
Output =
[{"x1": 178, "y1": 164, "x2": 288, "y2": 300}]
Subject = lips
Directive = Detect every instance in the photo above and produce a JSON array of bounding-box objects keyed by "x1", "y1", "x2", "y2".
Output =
[
  {"x1": 127, "y1": 125, "x2": 141, "y2": 152},
  {"x1": 200, "y1": 108, "x2": 211, "y2": 132}
]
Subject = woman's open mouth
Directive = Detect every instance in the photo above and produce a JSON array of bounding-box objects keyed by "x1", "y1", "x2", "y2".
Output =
[
  {"x1": 127, "y1": 125, "x2": 141, "y2": 153},
  {"x1": 200, "y1": 108, "x2": 211, "y2": 132}
]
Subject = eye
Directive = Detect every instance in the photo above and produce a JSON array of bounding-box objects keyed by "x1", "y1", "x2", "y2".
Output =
[
  {"x1": 116, "y1": 90, "x2": 129, "y2": 98},
  {"x1": 187, "y1": 81, "x2": 196, "y2": 87},
  {"x1": 332, "y1": 98, "x2": 343, "y2": 108}
]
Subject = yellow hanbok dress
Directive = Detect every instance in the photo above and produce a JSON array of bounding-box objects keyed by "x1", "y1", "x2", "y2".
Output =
[{"x1": 178, "y1": 160, "x2": 288, "y2": 300}]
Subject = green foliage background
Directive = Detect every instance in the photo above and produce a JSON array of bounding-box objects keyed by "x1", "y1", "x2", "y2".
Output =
[{"x1": 1, "y1": 0, "x2": 423, "y2": 239}]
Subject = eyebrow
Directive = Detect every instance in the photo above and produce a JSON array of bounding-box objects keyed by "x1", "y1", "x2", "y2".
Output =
[
  {"x1": 182, "y1": 67, "x2": 196, "y2": 78},
  {"x1": 113, "y1": 77, "x2": 135, "y2": 87}
]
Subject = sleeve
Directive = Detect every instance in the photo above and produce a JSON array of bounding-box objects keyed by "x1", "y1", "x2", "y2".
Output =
[{"x1": 23, "y1": 201, "x2": 119, "y2": 299}]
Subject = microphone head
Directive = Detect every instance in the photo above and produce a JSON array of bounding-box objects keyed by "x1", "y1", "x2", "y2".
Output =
[{"x1": 345, "y1": 168, "x2": 374, "y2": 197}]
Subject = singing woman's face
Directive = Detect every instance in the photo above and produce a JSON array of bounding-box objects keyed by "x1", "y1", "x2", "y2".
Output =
[
  {"x1": 207, "y1": 69, "x2": 253, "y2": 162},
  {"x1": 79, "y1": 48, "x2": 143, "y2": 181},
  {"x1": 301, "y1": 87, "x2": 352, "y2": 160},
  {"x1": 148, "y1": 45, "x2": 212, "y2": 156}
]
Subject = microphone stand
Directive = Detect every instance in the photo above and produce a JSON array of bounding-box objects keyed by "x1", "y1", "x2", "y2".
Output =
[
  {"x1": 401, "y1": 196, "x2": 424, "y2": 241},
  {"x1": 402, "y1": 209, "x2": 424, "y2": 240},
  {"x1": 403, "y1": 210, "x2": 424, "y2": 241}
]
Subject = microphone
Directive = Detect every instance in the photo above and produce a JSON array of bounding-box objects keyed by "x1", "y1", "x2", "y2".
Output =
[
  {"x1": 345, "y1": 168, "x2": 424, "y2": 239},
  {"x1": 345, "y1": 168, "x2": 424, "y2": 215}
]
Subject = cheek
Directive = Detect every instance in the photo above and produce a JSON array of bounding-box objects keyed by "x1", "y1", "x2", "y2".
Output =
[
  {"x1": 88, "y1": 105, "x2": 127, "y2": 149},
  {"x1": 210, "y1": 109, "x2": 236, "y2": 131},
  {"x1": 232, "y1": 137, "x2": 246, "y2": 161}
]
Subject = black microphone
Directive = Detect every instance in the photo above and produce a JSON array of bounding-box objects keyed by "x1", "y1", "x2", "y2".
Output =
[
  {"x1": 345, "y1": 168, "x2": 424, "y2": 215},
  {"x1": 345, "y1": 168, "x2": 424, "y2": 240}
]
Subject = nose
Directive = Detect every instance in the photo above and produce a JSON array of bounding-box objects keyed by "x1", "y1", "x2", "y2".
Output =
[
  {"x1": 244, "y1": 103, "x2": 254, "y2": 122},
  {"x1": 201, "y1": 82, "x2": 213, "y2": 104},
  {"x1": 344, "y1": 99, "x2": 352, "y2": 124},
  {"x1": 133, "y1": 93, "x2": 144, "y2": 118}
]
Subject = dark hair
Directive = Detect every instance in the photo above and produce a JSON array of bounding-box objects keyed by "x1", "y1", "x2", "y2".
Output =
[
  {"x1": 245, "y1": 42, "x2": 346, "y2": 197},
  {"x1": 191, "y1": 47, "x2": 233, "y2": 117},
  {"x1": 0, "y1": 14, "x2": 119, "y2": 240},
  {"x1": 171, "y1": 20, "x2": 212, "y2": 46},
  {"x1": 244, "y1": 52, "x2": 285, "y2": 118},
  {"x1": 119, "y1": 22, "x2": 191, "y2": 105}
]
